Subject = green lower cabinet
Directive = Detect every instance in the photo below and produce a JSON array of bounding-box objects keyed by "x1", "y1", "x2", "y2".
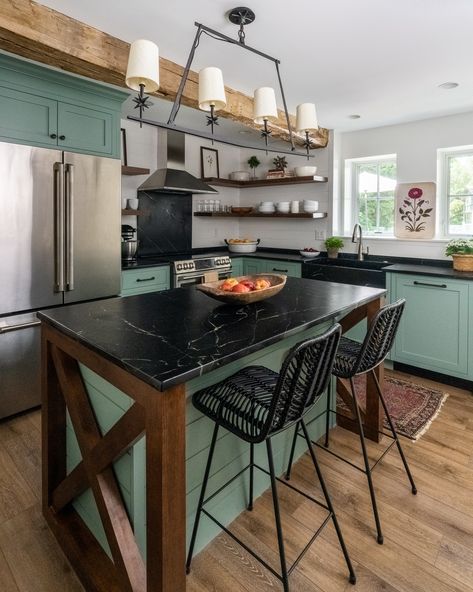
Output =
[
  {"x1": 121, "y1": 266, "x2": 170, "y2": 296},
  {"x1": 230, "y1": 257, "x2": 244, "y2": 277},
  {"x1": 66, "y1": 321, "x2": 335, "y2": 561},
  {"x1": 242, "y1": 258, "x2": 302, "y2": 278},
  {"x1": 390, "y1": 273, "x2": 470, "y2": 378}
]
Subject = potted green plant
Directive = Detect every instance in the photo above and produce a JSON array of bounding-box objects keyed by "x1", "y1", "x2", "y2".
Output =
[
  {"x1": 247, "y1": 155, "x2": 261, "y2": 179},
  {"x1": 325, "y1": 236, "x2": 344, "y2": 259},
  {"x1": 445, "y1": 238, "x2": 473, "y2": 271}
]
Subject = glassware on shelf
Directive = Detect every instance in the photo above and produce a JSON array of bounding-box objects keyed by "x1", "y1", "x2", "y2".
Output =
[{"x1": 215, "y1": 199, "x2": 221, "y2": 212}]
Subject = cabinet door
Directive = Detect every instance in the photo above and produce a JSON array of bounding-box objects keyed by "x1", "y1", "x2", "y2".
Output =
[
  {"x1": 0, "y1": 86, "x2": 58, "y2": 146},
  {"x1": 244, "y1": 259, "x2": 265, "y2": 275},
  {"x1": 230, "y1": 258, "x2": 244, "y2": 277},
  {"x1": 392, "y1": 274, "x2": 469, "y2": 376},
  {"x1": 58, "y1": 102, "x2": 113, "y2": 156}
]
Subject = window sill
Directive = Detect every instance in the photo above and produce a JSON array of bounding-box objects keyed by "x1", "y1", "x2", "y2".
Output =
[{"x1": 339, "y1": 235, "x2": 452, "y2": 243}]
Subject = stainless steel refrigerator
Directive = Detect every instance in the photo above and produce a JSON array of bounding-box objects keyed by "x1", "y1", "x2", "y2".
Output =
[{"x1": 0, "y1": 142, "x2": 121, "y2": 419}]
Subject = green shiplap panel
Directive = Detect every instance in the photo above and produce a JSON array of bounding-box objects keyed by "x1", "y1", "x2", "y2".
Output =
[
  {"x1": 391, "y1": 273, "x2": 469, "y2": 377},
  {"x1": 58, "y1": 102, "x2": 113, "y2": 156},
  {"x1": 0, "y1": 86, "x2": 57, "y2": 146},
  {"x1": 230, "y1": 257, "x2": 244, "y2": 277}
]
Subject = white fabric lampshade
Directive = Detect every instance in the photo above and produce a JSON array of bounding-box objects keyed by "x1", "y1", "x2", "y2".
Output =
[
  {"x1": 198, "y1": 67, "x2": 227, "y2": 111},
  {"x1": 253, "y1": 87, "x2": 278, "y2": 124},
  {"x1": 296, "y1": 103, "x2": 318, "y2": 132},
  {"x1": 126, "y1": 39, "x2": 160, "y2": 93}
]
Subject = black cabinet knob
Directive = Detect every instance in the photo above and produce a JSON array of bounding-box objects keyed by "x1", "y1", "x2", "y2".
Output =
[
  {"x1": 50, "y1": 133, "x2": 57, "y2": 139},
  {"x1": 59, "y1": 135, "x2": 66, "y2": 141}
]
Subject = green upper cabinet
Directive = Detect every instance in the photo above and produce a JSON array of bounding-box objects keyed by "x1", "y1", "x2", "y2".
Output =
[
  {"x1": 0, "y1": 53, "x2": 127, "y2": 158},
  {"x1": 390, "y1": 273, "x2": 470, "y2": 378}
]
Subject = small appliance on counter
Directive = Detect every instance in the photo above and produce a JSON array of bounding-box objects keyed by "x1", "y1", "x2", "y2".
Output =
[{"x1": 121, "y1": 224, "x2": 138, "y2": 261}]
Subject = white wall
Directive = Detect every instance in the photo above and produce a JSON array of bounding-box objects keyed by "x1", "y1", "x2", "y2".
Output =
[
  {"x1": 121, "y1": 118, "x2": 331, "y2": 251},
  {"x1": 336, "y1": 110, "x2": 473, "y2": 259}
]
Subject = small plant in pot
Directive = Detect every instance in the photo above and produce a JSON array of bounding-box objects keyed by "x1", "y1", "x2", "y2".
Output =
[
  {"x1": 325, "y1": 236, "x2": 344, "y2": 259},
  {"x1": 445, "y1": 238, "x2": 473, "y2": 271},
  {"x1": 247, "y1": 155, "x2": 261, "y2": 179}
]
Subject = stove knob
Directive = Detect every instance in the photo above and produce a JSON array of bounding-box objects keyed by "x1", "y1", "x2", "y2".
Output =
[
  {"x1": 184, "y1": 263, "x2": 189, "y2": 270},
  {"x1": 177, "y1": 264, "x2": 182, "y2": 271},
  {"x1": 215, "y1": 258, "x2": 220, "y2": 265}
]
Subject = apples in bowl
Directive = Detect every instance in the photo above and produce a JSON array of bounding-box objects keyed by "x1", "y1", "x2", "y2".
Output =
[{"x1": 196, "y1": 274, "x2": 286, "y2": 304}]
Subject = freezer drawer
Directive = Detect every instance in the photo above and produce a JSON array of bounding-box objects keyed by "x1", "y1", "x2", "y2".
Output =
[{"x1": 0, "y1": 313, "x2": 41, "y2": 419}]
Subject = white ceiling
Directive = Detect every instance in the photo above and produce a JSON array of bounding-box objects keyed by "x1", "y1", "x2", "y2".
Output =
[{"x1": 38, "y1": 0, "x2": 473, "y2": 132}]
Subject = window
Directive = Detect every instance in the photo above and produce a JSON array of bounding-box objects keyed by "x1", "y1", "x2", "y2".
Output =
[
  {"x1": 444, "y1": 150, "x2": 473, "y2": 235},
  {"x1": 352, "y1": 157, "x2": 396, "y2": 235}
]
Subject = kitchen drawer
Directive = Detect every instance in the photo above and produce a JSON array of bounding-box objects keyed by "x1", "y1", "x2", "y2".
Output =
[
  {"x1": 121, "y1": 266, "x2": 170, "y2": 296},
  {"x1": 262, "y1": 259, "x2": 302, "y2": 278}
]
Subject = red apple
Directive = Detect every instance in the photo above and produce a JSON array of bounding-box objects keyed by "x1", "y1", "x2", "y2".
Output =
[
  {"x1": 232, "y1": 283, "x2": 251, "y2": 293},
  {"x1": 240, "y1": 279, "x2": 255, "y2": 290}
]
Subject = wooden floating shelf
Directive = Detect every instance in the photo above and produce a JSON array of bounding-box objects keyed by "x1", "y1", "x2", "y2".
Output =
[
  {"x1": 121, "y1": 165, "x2": 150, "y2": 176},
  {"x1": 203, "y1": 175, "x2": 328, "y2": 188},
  {"x1": 121, "y1": 209, "x2": 148, "y2": 216},
  {"x1": 194, "y1": 212, "x2": 327, "y2": 219}
]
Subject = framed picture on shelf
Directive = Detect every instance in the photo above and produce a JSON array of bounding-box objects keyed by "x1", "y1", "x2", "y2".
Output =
[
  {"x1": 121, "y1": 128, "x2": 128, "y2": 166},
  {"x1": 200, "y1": 147, "x2": 219, "y2": 179}
]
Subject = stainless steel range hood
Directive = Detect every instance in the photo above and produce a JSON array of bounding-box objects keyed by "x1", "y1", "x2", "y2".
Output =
[{"x1": 138, "y1": 129, "x2": 218, "y2": 194}]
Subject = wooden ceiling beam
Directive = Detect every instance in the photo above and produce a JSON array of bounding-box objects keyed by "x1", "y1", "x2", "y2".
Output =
[{"x1": 0, "y1": 0, "x2": 329, "y2": 147}]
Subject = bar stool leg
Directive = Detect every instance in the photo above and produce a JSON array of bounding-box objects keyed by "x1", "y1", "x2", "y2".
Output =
[
  {"x1": 324, "y1": 378, "x2": 332, "y2": 448},
  {"x1": 186, "y1": 424, "x2": 220, "y2": 573},
  {"x1": 300, "y1": 420, "x2": 356, "y2": 585},
  {"x1": 248, "y1": 443, "x2": 255, "y2": 511},
  {"x1": 285, "y1": 421, "x2": 300, "y2": 481},
  {"x1": 371, "y1": 371, "x2": 417, "y2": 495},
  {"x1": 266, "y1": 438, "x2": 289, "y2": 592},
  {"x1": 349, "y1": 377, "x2": 384, "y2": 545}
]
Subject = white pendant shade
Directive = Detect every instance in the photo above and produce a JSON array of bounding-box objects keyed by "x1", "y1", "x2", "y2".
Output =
[
  {"x1": 253, "y1": 87, "x2": 278, "y2": 124},
  {"x1": 296, "y1": 103, "x2": 318, "y2": 132},
  {"x1": 126, "y1": 39, "x2": 160, "y2": 93},
  {"x1": 198, "y1": 67, "x2": 227, "y2": 111}
]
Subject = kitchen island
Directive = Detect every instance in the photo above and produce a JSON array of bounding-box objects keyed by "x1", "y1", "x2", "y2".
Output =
[{"x1": 39, "y1": 278, "x2": 385, "y2": 592}]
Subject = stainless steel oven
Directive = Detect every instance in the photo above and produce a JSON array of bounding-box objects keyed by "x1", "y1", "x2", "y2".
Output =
[{"x1": 172, "y1": 256, "x2": 232, "y2": 288}]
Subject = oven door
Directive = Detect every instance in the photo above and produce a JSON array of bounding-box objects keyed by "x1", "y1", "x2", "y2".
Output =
[{"x1": 176, "y1": 271, "x2": 221, "y2": 288}]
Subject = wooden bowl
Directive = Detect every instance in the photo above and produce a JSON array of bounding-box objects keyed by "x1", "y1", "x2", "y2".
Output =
[
  {"x1": 231, "y1": 207, "x2": 253, "y2": 214},
  {"x1": 196, "y1": 274, "x2": 287, "y2": 305}
]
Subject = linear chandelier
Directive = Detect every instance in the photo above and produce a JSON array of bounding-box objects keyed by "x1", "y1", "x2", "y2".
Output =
[{"x1": 125, "y1": 7, "x2": 319, "y2": 158}]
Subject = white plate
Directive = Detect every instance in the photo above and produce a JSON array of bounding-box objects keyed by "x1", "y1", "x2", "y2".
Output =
[{"x1": 299, "y1": 250, "x2": 320, "y2": 257}]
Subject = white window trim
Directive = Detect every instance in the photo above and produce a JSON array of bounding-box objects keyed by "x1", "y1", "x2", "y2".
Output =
[
  {"x1": 438, "y1": 145, "x2": 473, "y2": 238},
  {"x1": 344, "y1": 154, "x2": 397, "y2": 237}
]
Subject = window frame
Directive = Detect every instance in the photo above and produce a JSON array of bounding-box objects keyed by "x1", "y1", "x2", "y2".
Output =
[
  {"x1": 441, "y1": 147, "x2": 473, "y2": 238},
  {"x1": 350, "y1": 155, "x2": 397, "y2": 237}
]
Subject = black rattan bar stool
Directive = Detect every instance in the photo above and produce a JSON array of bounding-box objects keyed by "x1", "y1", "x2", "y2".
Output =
[
  {"x1": 186, "y1": 324, "x2": 356, "y2": 591},
  {"x1": 285, "y1": 299, "x2": 417, "y2": 545}
]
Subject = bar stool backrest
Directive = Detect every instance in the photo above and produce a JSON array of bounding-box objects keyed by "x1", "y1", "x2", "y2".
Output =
[
  {"x1": 264, "y1": 324, "x2": 342, "y2": 439},
  {"x1": 355, "y1": 299, "x2": 406, "y2": 375}
]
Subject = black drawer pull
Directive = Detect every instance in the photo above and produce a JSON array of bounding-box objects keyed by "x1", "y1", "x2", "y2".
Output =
[
  {"x1": 413, "y1": 280, "x2": 447, "y2": 289},
  {"x1": 272, "y1": 267, "x2": 288, "y2": 273},
  {"x1": 136, "y1": 276, "x2": 156, "y2": 283},
  {"x1": 50, "y1": 133, "x2": 57, "y2": 139},
  {"x1": 59, "y1": 135, "x2": 66, "y2": 140}
]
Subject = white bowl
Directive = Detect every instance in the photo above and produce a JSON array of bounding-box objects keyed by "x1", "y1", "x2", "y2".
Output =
[
  {"x1": 261, "y1": 201, "x2": 274, "y2": 206},
  {"x1": 294, "y1": 166, "x2": 317, "y2": 177},
  {"x1": 303, "y1": 199, "x2": 318, "y2": 205},
  {"x1": 299, "y1": 250, "x2": 320, "y2": 258},
  {"x1": 230, "y1": 171, "x2": 250, "y2": 181},
  {"x1": 225, "y1": 239, "x2": 260, "y2": 253}
]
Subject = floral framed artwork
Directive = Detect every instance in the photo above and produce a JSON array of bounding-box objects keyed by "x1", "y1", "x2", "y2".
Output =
[
  {"x1": 200, "y1": 147, "x2": 219, "y2": 179},
  {"x1": 394, "y1": 182, "x2": 436, "y2": 239}
]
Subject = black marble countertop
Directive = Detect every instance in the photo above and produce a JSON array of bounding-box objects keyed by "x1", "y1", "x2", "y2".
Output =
[
  {"x1": 38, "y1": 278, "x2": 385, "y2": 392},
  {"x1": 385, "y1": 263, "x2": 473, "y2": 280}
]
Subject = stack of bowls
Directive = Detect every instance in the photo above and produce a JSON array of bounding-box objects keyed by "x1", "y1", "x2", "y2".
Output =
[
  {"x1": 303, "y1": 200, "x2": 319, "y2": 213},
  {"x1": 259, "y1": 201, "x2": 275, "y2": 213},
  {"x1": 276, "y1": 201, "x2": 290, "y2": 213}
]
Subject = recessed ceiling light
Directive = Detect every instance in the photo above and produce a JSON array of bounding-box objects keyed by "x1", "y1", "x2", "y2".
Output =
[
  {"x1": 348, "y1": 114, "x2": 361, "y2": 119},
  {"x1": 438, "y1": 82, "x2": 459, "y2": 90}
]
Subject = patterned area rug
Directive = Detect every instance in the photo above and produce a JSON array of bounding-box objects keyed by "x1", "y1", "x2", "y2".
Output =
[{"x1": 337, "y1": 374, "x2": 448, "y2": 441}]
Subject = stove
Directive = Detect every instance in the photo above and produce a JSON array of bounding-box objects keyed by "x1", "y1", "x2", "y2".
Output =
[{"x1": 172, "y1": 255, "x2": 232, "y2": 288}]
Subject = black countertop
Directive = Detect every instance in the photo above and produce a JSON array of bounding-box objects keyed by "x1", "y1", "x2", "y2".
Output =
[
  {"x1": 38, "y1": 278, "x2": 385, "y2": 392},
  {"x1": 385, "y1": 263, "x2": 473, "y2": 280}
]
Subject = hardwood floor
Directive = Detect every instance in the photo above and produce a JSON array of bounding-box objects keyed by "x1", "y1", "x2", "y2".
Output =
[{"x1": 0, "y1": 370, "x2": 472, "y2": 591}]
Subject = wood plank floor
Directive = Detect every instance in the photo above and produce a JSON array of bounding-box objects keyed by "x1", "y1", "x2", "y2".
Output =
[{"x1": 0, "y1": 370, "x2": 472, "y2": 591}]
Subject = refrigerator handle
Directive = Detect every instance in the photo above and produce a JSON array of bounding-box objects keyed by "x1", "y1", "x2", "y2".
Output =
[
  {"x1": 65, "y1": 163, "x2": 75, "y2": 291},
  {"x1": 53, "y1": 162, "x2": 65, "y2": 292}
]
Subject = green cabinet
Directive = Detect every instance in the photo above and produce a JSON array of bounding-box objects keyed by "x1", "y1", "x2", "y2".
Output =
[
  {"x1": 390, "y1": 273, "x2": 470, "y2": 378},
  {"x1": 0, "y1": 53, "x2": 126, "y2": 158},
  {"x1": 244, "y1": 258, "x2": 266, "y2": 275},
  {"x1": 238, "y1": 257, "x2": 302, "y2": 278},
  {"x1": 230, "y1": 258, "x2": 244, "y2": 277},
  {"x1": 121, "y1": 266, "x2": 170, "y2": 297}
]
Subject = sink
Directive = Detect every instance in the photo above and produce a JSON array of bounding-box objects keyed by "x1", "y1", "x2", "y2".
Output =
[{"x1": 303, "y1": 257, "x2": 391, "y2": 289}]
